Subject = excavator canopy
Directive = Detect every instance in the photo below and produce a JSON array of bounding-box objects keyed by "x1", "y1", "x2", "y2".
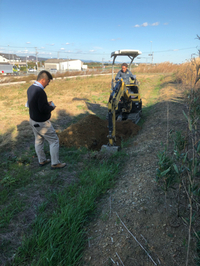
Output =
[
  {"x1": 111, "y1": 49, "x2": 142, "y2": 59},
  {"x1": 111, "y1": 49, "x2": 142, "y2": 83}
]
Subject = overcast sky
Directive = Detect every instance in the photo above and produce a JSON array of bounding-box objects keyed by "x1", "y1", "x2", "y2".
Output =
[{"x1": 0, "y1": 0, "x2": 199, "y2": 64}]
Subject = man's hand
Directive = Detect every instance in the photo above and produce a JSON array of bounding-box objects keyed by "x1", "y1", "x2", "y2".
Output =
[{"x1": 49, "y1": 101, "x2": 56, "y2": 109}]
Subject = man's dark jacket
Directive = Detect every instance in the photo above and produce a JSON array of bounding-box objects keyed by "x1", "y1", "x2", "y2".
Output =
[
  {"x1": 27, "y1": 84, "x2": 54, "y2": 122},
  {"x1": 115, "y1": 69, "x2": 136, "y2": 85}
]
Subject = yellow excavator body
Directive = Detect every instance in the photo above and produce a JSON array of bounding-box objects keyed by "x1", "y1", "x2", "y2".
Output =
[{"x1": 101, "y1": 50, "x2": 142, "y2": 152}]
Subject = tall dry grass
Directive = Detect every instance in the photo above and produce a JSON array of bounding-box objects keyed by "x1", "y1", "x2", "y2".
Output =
[
  {"x1": 53, "y1": 68, "x2": 111, "y2": 78},
  {"x1": 135, "y1": 59, "x2": 200, "y2": 89},
  {"x1": 134, "y1": 62, "x2": 180, "y2": 74},
  {"x1": 175, "y1": 58, "x2": 200, "y2": 89}
]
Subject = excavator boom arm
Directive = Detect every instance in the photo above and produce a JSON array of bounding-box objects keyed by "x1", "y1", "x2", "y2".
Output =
[{"x1": 107, "y1": 79, "x2": 129, "y2": 146}]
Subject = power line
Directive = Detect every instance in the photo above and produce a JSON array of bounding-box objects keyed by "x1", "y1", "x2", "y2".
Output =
[
  {"x1": 142, "y1": 46, "x2": 198, "y2": 54},
  {"x1": 0, "y1": 45, "x2": 198, "y2": 56}
]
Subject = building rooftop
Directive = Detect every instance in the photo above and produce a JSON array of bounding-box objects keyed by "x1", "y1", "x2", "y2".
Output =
[
  {"x1": 0, "y1": 53, "x2": 20, "y2": 60},
  {"x1": 45, "y1": 59, "x2": 79, "y2": 63}
]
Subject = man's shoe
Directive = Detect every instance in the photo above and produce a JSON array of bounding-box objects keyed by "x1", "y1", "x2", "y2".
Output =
[
  {"x1": 51, "y1": 163, "x2": 66, "y2": 170},
  {"x1": 39, "y1": 159, "x2": 51, "y2": 167}
]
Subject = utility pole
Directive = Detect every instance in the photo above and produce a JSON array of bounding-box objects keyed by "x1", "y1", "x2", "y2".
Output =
[
  {"x1": 57, "y1": 51, "x2": 60, "y2": 59},
  {"x1": 67, "y1": 56, "x2": 69, "y2": 71},
  {"x1": 26, "y1": 56, "x2": 29, "y2": 74},
  {"x1": 35, "y1": 47, "x2": 38, "y2": 70},
  {"x1": 102, "y1": 58, "x2": 104, "y2": 71},
  {"x1": 150, "y1": 41, "x2": 153, "y2": 64},
  {"x1": 8, "y1": 45, "x2": 10, "y2": 63}
]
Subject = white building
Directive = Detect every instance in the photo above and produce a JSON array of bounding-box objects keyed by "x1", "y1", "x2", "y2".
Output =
[
  {"x1": 0, "y1": 53, "x2": 22, "y2": 64},
  {"x1": 82, "y1": 64, "x2": 88, "y2": 70},
  {"x1": 0, "y1": 54, "x2": 9, "y2": 63},
  {"x1": 44, "y1": 59, "x2": 84, "y2": 72}
]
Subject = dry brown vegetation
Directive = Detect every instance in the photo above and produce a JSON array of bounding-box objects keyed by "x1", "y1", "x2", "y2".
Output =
[
  {"x1": 175, "y1": 58, "x2": 200, "y2": 88},
  {"x1": 135, "y1": 62, "x2": 179, "y2": 73},
  {"x1": 135, "y1": 58, "x2": 200, "y2": 90}
]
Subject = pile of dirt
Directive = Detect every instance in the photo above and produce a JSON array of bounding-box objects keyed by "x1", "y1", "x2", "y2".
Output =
[{"x1": 58, "y1": 114, "x2": 140, "y2": 151}]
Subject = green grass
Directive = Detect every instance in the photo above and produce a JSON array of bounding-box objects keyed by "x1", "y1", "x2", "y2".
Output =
[
  {"x1": 11, "y1": 150, "x2": 126, "y2": 266},
  {"x1": 0, "y1": 200, "x2": 25, "y2": 229},
  {"x1": 77, "y1": 105, "x2": 86, "y2": 110},
  {"x1": 145, "y1": 78, "x2": 163, "y2": 107},
  {"x1": 196, "y1": 231, "x2": 200, "y2": 265},
  {"x1": 137, "y1": 75, "x2": 172, "y2": 135},
  {"x1": 0, "y1": 141, "x2": 127, "y2": 266},
  {"x1": 137, "y1": 76, "x2": 164, "y2": 127}
]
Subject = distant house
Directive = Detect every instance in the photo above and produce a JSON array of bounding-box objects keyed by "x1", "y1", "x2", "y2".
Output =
[
  {"x1": 44, "y1": 59, "x2": 83, "y2": 72},
  {"x1": 0, "y1": 54, "x2": 8, "y2": 63},
  {"x1": 0, "y1": 53, "x2": 22, "y2": 64}
]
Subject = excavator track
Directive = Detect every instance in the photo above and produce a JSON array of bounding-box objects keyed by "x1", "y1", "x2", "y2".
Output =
[{"x1": 127, "y1": 111, "x2": 141, "y2": 124}]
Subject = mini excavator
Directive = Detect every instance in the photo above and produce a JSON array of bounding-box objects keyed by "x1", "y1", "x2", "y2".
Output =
[{"x1": 102, "y1": 50, "x2": 142, "y2": 152}]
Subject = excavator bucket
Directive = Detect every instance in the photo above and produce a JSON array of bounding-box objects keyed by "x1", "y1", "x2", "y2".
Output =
[{"x1": 101, "y1": 144, "x2": 120, "y2": 153}]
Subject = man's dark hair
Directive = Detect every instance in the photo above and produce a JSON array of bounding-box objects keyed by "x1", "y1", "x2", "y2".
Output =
[
  {"x1": 37, "y1": 70, "x2": 53, "y2": 81},
  {"x1": 121, "y1": 63, "x2": 128, "y2": 68}
]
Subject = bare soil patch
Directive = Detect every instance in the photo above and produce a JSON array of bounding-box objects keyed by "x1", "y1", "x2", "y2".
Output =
[{"x1": 58, "y1": 114, "x2": 140, "y2": 151}]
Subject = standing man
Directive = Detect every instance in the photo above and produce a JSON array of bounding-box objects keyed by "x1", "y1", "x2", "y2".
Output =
[
  {"x1": 115, "y1": 63, "x2": 136, "y2": 84},
  {"x1": 27, "y1": 70, "x2": 66, "y2": 170}
]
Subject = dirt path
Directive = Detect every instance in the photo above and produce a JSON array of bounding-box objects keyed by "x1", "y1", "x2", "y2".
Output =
[{"x1": 82, "y1": 82, "x2": 196, "y2": 265}]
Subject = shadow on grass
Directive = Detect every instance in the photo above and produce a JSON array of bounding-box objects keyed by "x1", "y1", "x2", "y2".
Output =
[
  {"x1": 0, "y1": 97, "x2": 108, "y2": 155},
  {"x1": 71, "y1": 97, "x2": 108, "y2": 119}
]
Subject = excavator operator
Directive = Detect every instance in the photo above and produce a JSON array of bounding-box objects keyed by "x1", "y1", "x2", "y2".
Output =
[{"x1": 115, "y1": 63, "x2": 136, "y2": 85}]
